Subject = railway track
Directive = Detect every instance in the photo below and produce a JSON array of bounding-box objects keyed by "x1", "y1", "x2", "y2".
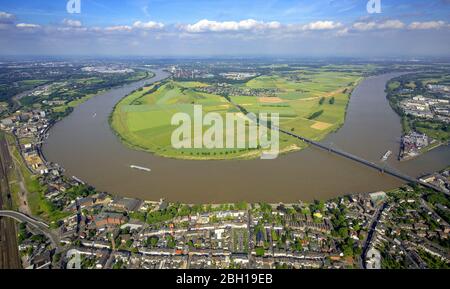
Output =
[{"x1": 0, "y1": 136, "x2": 21, "y2": 269}]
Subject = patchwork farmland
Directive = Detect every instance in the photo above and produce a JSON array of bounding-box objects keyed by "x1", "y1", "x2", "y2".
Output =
[{"x1": 111, "y1": 68, "x2": 362, "y2": 160}]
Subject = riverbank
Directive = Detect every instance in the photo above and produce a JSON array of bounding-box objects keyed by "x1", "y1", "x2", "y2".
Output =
[
  {"x1": 385, "y1": 72, "x2": 450, "y2": 162},
  {"x1": 0, "y1": 70, "x2": 158, "y2": 221},
  {"x1": 400, "y1": 139, "x2": 445, "y2": 162}
]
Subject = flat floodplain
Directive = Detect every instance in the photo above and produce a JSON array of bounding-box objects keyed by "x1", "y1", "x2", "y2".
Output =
[{"x1": 111, "y1": 68, "x2": 362, "y2": 160}]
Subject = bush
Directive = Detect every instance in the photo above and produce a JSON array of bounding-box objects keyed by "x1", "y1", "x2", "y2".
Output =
[{"x1": 308, "y1": 110, "x2": 324, "y2": 120}]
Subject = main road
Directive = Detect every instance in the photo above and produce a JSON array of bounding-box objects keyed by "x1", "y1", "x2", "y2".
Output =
[{"x1": 0, "y1": 210, "x2": 59, "y2": 247}]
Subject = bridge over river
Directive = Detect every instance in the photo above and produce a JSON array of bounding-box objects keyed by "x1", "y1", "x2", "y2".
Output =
[
  {"x1": 231, "y1": 96, "x2": 448, "y2": 196},
  {"x1": 277, "y1": 127, "x2": 447, "y2": 195}
]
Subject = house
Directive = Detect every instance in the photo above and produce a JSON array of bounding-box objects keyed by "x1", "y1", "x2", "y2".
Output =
[
  {"x1": 32, "y1": 251, "x2": 52, "y2": 269},
  {"x1": 109, "y1": 197, "x2": 142, "y2": 212},
  {"x1": 94, "y1": 213, "x2": 128, "y2": 228},
  {"x1": 120, "y1": 221, "x2": 145, "y2": 231},
  {"x1": 1, "y1": 118, "x2": 14, "y2": 127}
]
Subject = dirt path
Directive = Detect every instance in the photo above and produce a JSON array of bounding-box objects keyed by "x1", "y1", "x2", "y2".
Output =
[{"x1": 294, "y1": 88, "x2": 346, "y2": 102}]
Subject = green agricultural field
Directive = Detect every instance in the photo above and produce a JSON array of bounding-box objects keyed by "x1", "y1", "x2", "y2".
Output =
[
  {"x1": 111, "y1": 69, "x2": 363, "y2": 160},
  {"x1": 233, "y1": 70, "x2": 362, "y2": 141},
  {"x1": 111, "y1": 82, "x2": 267, "y2": 160}
]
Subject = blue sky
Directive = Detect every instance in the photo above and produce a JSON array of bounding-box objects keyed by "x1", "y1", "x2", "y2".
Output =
[
  {"x1": 2, "y1": 0, "x2": 449, "y2": 25},
  {"x1": 0, "y1": 0, "x2": 449, "y2": 56}
]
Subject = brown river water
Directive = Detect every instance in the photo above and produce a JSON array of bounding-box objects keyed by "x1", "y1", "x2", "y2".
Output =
[{"x1": 42, "y1": 70, "x2": 450, "y2": 203}]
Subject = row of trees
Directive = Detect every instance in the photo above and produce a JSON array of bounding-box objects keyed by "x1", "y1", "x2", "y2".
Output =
[{"x1": 318, "y1": 97, "x2": 335, "y2": 105}]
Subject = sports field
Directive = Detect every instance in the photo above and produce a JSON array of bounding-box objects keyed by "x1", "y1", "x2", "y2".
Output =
[{"x1": 111, "y1": 69, "x2": 362, "y2": 160}]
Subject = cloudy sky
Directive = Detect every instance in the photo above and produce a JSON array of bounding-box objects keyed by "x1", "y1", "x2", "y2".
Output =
[{"x1": 0, "y1": 0, "x2": 449, "y2": 57}]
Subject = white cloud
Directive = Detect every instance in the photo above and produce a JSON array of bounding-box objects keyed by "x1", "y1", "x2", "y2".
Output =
[
  {"x1": 182, "y1": 19, "x2": 281, "y2": 33},
  {"x1": 104, "y1": 25, "x2": 132, "y2": 32},
  {"x1": 0, "y1": 11, "x2": 15, "y2": 23},
  {"x1": 352, "y1": 20, "x2": 405, "y2": 31},
  {"x1": 16, "y1": 23, "x2": 41, "y2": 29},
  {"x1": 351, "y1": 19, "x2": 448, "y2": 32},
  {"x1": 336, "y1": 28, "x2": 349, "y2": 36},
  {"x1": 377, "y1": 20, "x2": 405, "y2": 30},
  {"x1": 57, "y1": 26, "x2": 88, "y2": 33},
  {"x1": 133, "y1": 21, "x2": 164, "y2": 30},
  {"x1": 302, "y1": 21, "x2": 343, "y2": 31},
  {"x1": 267, "y1": 22, "x2": 282, "y2": 29},
  {"x1": 181, "y1": 19, "x2": 341, "y2": 34},
  {"x1": 103, "y1": 21, "x2": 163, "y2": 33},
  {"x1": 63, "y1": 19, "x2": 82, "y2": 27},
  {"x1": 408, "y1": 21, "x2": 447, "y2": 30},
  {"x1": 352, "y1": 22, "x2": 377, "y2": 31}
]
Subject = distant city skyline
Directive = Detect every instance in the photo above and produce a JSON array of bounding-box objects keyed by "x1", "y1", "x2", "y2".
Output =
[{"x1": 0, "y1": 0, "x2": 449, "y2": 57}]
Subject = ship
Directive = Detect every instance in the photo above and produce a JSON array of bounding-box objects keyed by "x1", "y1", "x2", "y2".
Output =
[
  {"x1": 72, "y1": 176, "x2": 86, "y2": 185},
  {"x1": 130, "y1": 165, "x2": 151, "y2": 172},
  {"x1": 381, "y1": 150, "x2": 392, "y2": 161}
]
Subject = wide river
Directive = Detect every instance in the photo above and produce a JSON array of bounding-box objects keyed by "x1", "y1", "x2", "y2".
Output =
[{"x1": 42, "y1": 70, "x2": 450, "y2": 203}]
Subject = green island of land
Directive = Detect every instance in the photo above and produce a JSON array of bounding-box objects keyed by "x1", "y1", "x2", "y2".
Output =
[{"x1": 111, "y1": 69, "x2": 363, "y2": 160}]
